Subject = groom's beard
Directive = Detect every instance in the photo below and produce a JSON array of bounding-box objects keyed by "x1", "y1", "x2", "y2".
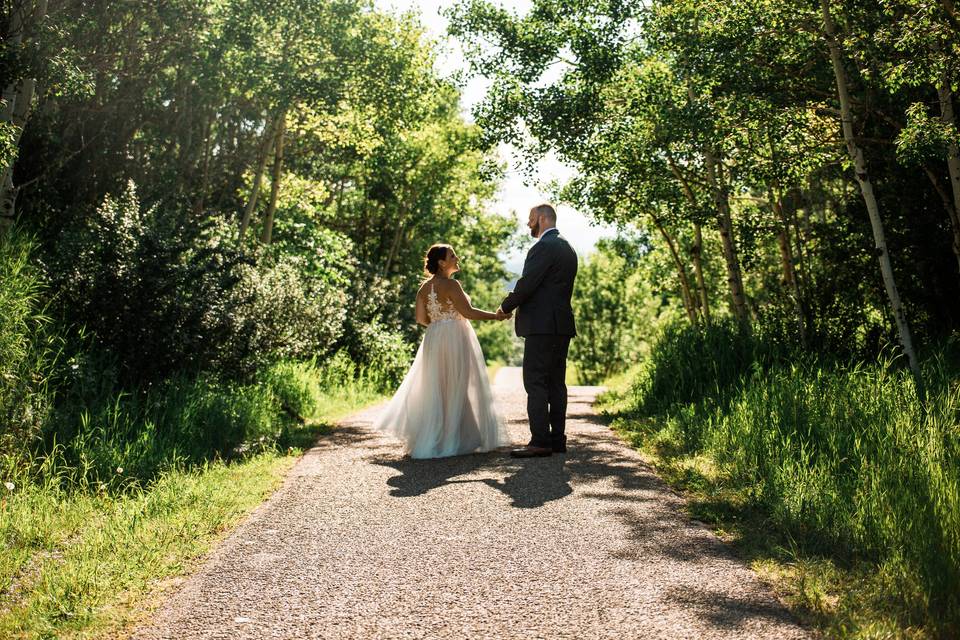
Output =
[{"x1": 530, "y1": 221, "x2": 539, "y2": 238}]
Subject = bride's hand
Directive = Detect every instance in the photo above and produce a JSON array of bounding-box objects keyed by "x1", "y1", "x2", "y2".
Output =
[{"x1": 494, "y1": 308, "x2": 512, "y2": 321}]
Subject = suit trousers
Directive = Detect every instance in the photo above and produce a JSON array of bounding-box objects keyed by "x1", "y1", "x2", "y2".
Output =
[{"x1": 521, "y1": 334, "x2": 572, "y2": 448}]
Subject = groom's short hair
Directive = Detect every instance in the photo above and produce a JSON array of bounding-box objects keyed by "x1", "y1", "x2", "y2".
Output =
[{"x1": 532, "y1": 203, "x2": 557, "y2": 223}]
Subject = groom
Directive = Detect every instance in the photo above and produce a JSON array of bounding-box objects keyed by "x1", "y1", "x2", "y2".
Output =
[{"x1": 498, "y1": 204, "x2": 578, "y2": 458}]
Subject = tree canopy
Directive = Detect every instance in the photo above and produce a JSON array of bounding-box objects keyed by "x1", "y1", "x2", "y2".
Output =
[{"x1": 450, "y1": 0, "x2": 960, "y2": 368}]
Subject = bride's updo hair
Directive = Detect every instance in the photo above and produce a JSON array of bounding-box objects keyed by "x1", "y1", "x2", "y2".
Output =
[{"x1": 424, "y1": 243, "x2": 452, "y2": 277}]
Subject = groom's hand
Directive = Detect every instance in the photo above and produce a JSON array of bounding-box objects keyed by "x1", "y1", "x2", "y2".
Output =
[{"x1": 495, "y1": 307, "x2": 512, "y2": 320}]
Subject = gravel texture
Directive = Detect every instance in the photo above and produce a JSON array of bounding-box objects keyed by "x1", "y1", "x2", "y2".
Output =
[{"x1": 133, "y1": 367, "x2": 809, "y2": 640}]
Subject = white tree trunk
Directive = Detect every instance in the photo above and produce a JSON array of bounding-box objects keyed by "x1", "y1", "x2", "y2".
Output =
[
  {"x1": 821, "y1": 0, "x2": 923, "y2": 385},
  {"x1": 771, "y1": 188, "x2": 808, "y2": 345},
  {"x1": 239, "y1": 116, "x2": 279, "y2": 240},
  {"x1": 703, "y1": 146, "x2": 749, "y2": 323},
  {"x1": 667, "y1": 157, "x2": 711, "y2": 323},
  {"x1": 650, "y1": 212, "x2": 699, "y2": 325},
  {"x1": 692, "y1": 222, "x2": 710, "y2": 324},
  {"x1": 681, "y1": 51, "x2": 746, "y2": 324},
  {"x1": 1, "y1": 0, "x2": 48, "y2": 226}
]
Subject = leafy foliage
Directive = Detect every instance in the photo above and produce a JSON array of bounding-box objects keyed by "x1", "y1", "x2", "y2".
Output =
[
  {"x1": 451, "y1": 0, "x2": 960, "y2": 355},
  {"x1": 452, "y1": 1, "x2": 960, "y2": 634},
  {"x1": 569, "y1": 237, "x2": 652, "y2": 384},
  {"x1": 48, "y1": 184, "x2": 252, "y2": 384},
  {"x1": 896, "y1": 102, "x2": 959, "y2": 166},
  {"x1": 225, "y1": 254, "x2": 347, "y2": 375},
  {"x1": 1, "y1": 1, "x2": 518, "y2": 507}
]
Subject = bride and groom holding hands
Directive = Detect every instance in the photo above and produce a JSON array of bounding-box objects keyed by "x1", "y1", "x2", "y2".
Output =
[{"x1": 373, "y1": 203, "x2": 579, "y2": 460}]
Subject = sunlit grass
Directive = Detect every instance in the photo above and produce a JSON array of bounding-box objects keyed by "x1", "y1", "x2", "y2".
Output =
[
  {"x1": 0, "y1": 454, "x2": 292, "y2": 639},
  {"x1": 599, "y1": 330, "x2": 960, "y2": 639},
  {"x1": 0, "y1": 362, "x2": 385, "y2": 640}
]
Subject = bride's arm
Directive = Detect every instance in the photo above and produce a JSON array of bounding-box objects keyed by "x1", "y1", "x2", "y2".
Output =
[
  {"x1": 447, "y1": 281, "x2": 503, "y2": 321},
  {"x1": 415, "y1": 291, "x2": 430, "y2": 326}
]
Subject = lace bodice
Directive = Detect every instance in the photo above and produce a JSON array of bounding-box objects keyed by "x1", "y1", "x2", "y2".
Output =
[{"x1": 426, "y1": 283, "x2": 462, "y2": 323}]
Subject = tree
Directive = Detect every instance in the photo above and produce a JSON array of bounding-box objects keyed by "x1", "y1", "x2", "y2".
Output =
[
  {"x1": 820, "y1": 0, "x2": 922, "y2": 384},
  {"x1": 0, "y1": 0, "x2": 49, "y2": 226},
  {"x1": 454, "y1": 0, "x2": 960, "y2": 361}
]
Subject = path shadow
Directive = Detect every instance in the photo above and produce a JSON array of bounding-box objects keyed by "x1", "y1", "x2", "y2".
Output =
[
  {"x1": 308, "y1": 424, "x2": 380, "y2": 451},
  {"x1": 357, "y1": 385, "x2": 807, "y2": 635},
  {"x1": 564, "y1": 431, "x2": 752, "y2": 566},
  {"x1": 482, "y1": 455, "x2": 572, "y2": 508},
  {"x1": 664, "y1": 585, "x2": 803, "y2": 631}
]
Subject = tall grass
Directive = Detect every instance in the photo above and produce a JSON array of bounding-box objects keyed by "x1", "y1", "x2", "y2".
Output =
[
  {"x1": 4, "y1": 353, "x2": 384, "y2": 492},
  {"x1": 626, "y1": 319, "x2": 803, "y2": 417},
  {"x1": 0, "y1": 232, "x2": 57, "y2": 464},
  {"x1": 605, "y1": 321, "x2": 960, "y2": 636}
]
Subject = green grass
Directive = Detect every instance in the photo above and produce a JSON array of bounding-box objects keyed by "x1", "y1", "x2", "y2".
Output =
[
  {"x1": 0, "y1": 361, "x2": 385, "y2": 640},
  {"x1": 0, "y1": 453, "x2": 293, "y2": 639},
  {"x1": 0, "y1": 232, "x2": 57, "y2": 466},
  {"x1": 599, "y1": 326, "x2": 960, "y2": 639}
]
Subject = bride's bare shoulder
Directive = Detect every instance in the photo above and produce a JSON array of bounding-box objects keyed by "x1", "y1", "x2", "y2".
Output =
[
  {"x1": 417, "y1": 278, "x2": 436, "y2": 298},
  {"x1": 433, "y1": 278, "x2": 463, "y2": 296}
]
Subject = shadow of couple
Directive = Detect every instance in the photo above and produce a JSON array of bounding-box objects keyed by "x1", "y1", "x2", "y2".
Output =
[
  {"x1": 376, "y1": 451, "x2": 573, "y2": 508},
  {"x1": 366, "y1": 430, "x2": 659, "y2": 510}
]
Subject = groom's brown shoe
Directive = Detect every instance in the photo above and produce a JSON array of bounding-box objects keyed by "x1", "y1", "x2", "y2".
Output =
[{"x1": 510, "y1": 446, "x2": 553, "y2": 458}]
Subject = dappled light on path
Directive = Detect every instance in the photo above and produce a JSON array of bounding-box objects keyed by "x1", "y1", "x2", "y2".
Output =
[{"x1": 134, "y1": 367, "x2": 807, "y2": 639}]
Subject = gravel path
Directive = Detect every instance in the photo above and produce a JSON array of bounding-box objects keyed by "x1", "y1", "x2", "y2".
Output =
[{"x1": 133, "y1": 367, "x2": 809, "y2": 640}]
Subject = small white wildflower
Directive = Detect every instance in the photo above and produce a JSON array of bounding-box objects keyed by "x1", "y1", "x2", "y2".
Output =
[
  {"x1": 116, "y1": 467, "x2": 124, "y2": 474},
  {"x1": 4, "y1": 481, "x2": 14, "y2": 491}
]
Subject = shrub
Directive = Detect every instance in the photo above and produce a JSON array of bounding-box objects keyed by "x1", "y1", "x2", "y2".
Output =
[
  {"x1": 343, "y1": 321, "x2": 412, "y2": 390},
  {"x1": 48, "y1": 183, "x2": 351, "y2": 383},
  {"x1": 49, "y1": 183, "x2": 251, "y2": 385},
  {"x1": 262, "y1": 360, "x2": 323, "y2": 420},
  {"x1": 222, "y1": 254, "x2": 346, "y2": 376}
]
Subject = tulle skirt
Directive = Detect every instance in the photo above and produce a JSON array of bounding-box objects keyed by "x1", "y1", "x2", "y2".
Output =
[{"x1": 373, "y1": 317, "x2": 509, "y2": 459}]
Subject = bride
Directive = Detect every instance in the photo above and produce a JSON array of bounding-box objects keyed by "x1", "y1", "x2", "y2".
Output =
[{"x1": 373, "y1": 243, "x2": 511, "y2": 459}]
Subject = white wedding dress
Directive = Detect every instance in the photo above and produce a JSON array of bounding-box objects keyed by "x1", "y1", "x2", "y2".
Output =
[{"x1": 373, "y1": 282, "x2": 509, "y2": 458}]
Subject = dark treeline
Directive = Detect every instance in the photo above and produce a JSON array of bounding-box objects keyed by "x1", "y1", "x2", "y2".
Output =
[{"x1": 0, "y1": 0, "x2": 519, "y2": 480}]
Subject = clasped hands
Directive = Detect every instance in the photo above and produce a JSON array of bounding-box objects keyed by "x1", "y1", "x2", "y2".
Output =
[{"x1": 494, "y1": 307, "x2": 512, "y2": 321}]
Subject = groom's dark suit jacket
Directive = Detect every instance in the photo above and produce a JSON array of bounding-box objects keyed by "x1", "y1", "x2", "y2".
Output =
[{"x1": 500, "y1": 228, "x2": 578, "y2": 337}]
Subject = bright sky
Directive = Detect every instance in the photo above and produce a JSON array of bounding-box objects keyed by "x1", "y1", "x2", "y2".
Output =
[{"x1": 375, "y1": 0, "x2": 617, "y2": 273}]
